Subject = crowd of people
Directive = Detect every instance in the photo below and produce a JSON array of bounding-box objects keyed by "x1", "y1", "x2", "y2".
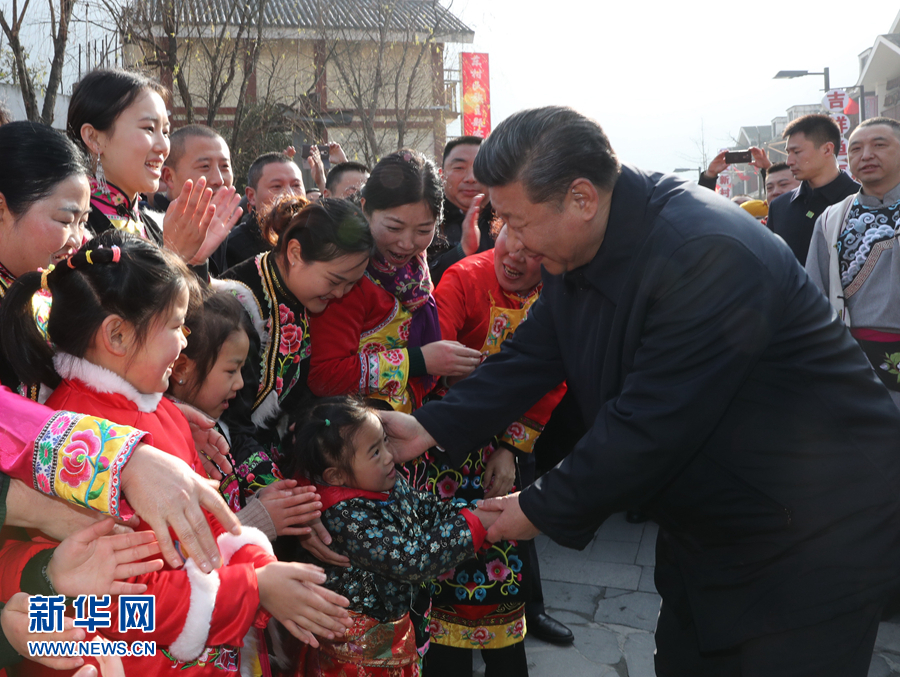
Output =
[{"x1": 2, "y1": 66, "x2": 900, "y2": 677}]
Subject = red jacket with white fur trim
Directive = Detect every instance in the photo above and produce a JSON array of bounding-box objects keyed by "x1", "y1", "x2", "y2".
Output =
[{"x1": 32, "y1": 356, "x2": 277, "y2": 676}]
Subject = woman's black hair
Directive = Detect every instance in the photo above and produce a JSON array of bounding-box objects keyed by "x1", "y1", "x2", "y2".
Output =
[
  {"x1": 360, "y1": 149, "x2": 443, "y2": 223},
  {"x1": 0, "y1": 230, "x2": 199, "y2": 388},
  {"x1": 66, "y1": 69, "x2": 169, "y2": 156},
  {"x1": 174, "y1": 288, "x2": 258, "y2": 400},
  {"x1": 270, "y1": 196, "x2": 374, "y2": 263},
  {"x1": 0, "y1": 121, "x2": 89, "y2": 216},
  {"x1": 285, "y1": 396, "x2": 372, "y2": 484}
]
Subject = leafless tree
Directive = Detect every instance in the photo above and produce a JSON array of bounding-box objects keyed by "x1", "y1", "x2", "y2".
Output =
[
  {"x1": 312, "y1": 0, "x2": 456, "y2": 165},
  {"x1": 0, "y1": 0, "x2": 76, "y2": 124}
]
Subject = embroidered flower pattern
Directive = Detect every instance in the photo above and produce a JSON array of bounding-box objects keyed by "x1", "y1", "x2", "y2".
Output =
[{"x1": 59, "y1": 429, "x2": 108, "y2": 488}]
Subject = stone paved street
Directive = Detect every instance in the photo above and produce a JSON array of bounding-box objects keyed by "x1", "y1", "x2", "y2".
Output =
[{"x1": 471, "y1": 512, "x2": 900, "y2": 676}]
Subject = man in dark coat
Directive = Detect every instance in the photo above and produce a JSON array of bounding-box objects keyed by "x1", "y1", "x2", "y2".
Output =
[{"x1": 383, "y1": 107, "x2": 900, "y2": 676}]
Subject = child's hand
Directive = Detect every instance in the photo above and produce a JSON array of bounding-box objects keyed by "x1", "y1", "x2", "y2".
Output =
[
  {"x1": 48, "y1": 518, "x2": 164, "y2": 597},
  {"x1": 72, "y1": 639, "x2": 126, "y2": 677},
  {"x1": 257, "y1": 479, "x2": 322, "y2": 536},
  {"x1": 256, "y1": 562, "x2": 352, "y2": 647},
  {"x1": 472, "y1": 506, "x2": 501, "y2": 533},
  {"x1": 1, "y1": 592, "x2": 87, "y2": 670}
]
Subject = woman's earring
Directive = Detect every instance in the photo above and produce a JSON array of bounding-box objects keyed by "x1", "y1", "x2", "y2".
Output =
[{"x1": 95, "y1": 152, "x2": 110, "y2": 197}]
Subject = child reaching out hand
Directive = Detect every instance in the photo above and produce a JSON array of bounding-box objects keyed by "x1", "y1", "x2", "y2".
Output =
[
  {"x1": 282, "y1": 396, "x2": 498, "y2": 677},
  {"x1": 0, "y1": 231, "x2": 350, "y2": 676},
  {"x1": 169, "y1": 289, "x2": 323, "y2": 539}
]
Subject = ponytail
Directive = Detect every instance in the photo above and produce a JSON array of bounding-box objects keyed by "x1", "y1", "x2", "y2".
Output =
[
  {"x1": 0, "y1": 231, "x2": 197, "y2": 389},
  {"x1": 0, "y1": 271, "x2": 58, "y2": 387}
]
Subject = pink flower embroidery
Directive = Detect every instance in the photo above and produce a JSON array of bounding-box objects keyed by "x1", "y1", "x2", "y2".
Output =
[
  {"x1": 36, "y1": 473, "x2": 51, "y2": 493},
  {"x1": 491, "y1": 315, "x2": 508, "y2": 337},
  {"x1": 505, "y1": 422, "x2": 526, "y2": 442},
  {"x1": 468, "y1": 627, "x2": 494, "y2": 646},
  {"x1": 279, "y1": 304, "x2": 295, "y2": 327},
  {"x1": 485, "y1": 558, "x2": 511, "y2": 583},
  {"x1": 275, "y1": 377, "x2": 284, "y2": 395},
  {"x1": 59, "y1": 429, "x2": 107, "y2": 488},
  {"x1": 398, "y1": 319, "x2": 411, "y2": 341},
  {"x1": 383, "y1": 350, "x2": 404, "y2": 366},
  {"x1": 279, "y1": 324, "x2": 302, "y2": 356},
  {"x1": 436, "y1": 476, "x2": 459, "y2": 499},
  {"x1": 383, "y1": 379, "x2": 402, "y2": 396},
  {"x1": 49, "y1": 415, "x2": 71, "y2": 435},
  {"x1": 361, "y1": 342, "x2": 386, "y2": 356}
]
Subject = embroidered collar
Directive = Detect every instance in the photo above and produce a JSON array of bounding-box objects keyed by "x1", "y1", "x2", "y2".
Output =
[
  {"x1": 90, "y1": 177, "x2": 139, "y2": 219},
  {"x1": 53, "y1": 353, "x2": 163, "y2": 413}
]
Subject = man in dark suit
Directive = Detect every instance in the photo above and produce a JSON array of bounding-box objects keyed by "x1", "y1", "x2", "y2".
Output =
[{"x1": 383, "y1": 107, "x2": 900, "y2": 676}]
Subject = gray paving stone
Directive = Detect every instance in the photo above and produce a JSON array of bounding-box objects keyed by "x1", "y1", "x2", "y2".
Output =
[
  {"x1": 638, "y1": 567, "x2": 657, "y2": 593},
  {"x1": 876, "y1": 623, "x2": 900, "y2": 653},
  {"x1": 540, "y1": 579, "x2": 605, "y2": 618},
  {"x1": 603, "y1": 587, "x2": 631, "y2": 599},
  {"x1": 525, "y1": 641, "x2": 619, "y2": 676},
  {"x1": 596, "y1": 512, "x2": 645, "y2": 543},
  {"x1": 594, "y1": 591, "x2": 661, "y2": 631},
  {"x1": 624, "y1": 631, "x2": 657, "y2": 677},
  {"x1": 533, "y1": 534, "x2": 552, "y2": 555},
  {"x1": 574, "y1": 624, "x2": 624, "y2": 665},
  {"x1": 635, "y1": 530, "x2": 657, "y2": 566},
  {"x1": 541, "y1": 556, "x2": 643, "y2": 590},
  {"x1": 589, "y1": 539, "x2": 640, "y2": 564},
  {"x1": 868, "y1": 654, "x2": 892, "y2": 677}
]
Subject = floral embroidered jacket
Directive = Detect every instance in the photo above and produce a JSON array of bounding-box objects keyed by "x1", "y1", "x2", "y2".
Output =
[
  {"x1": 318, "y1": 475, "x2": 487, "y2": 624},
  {"x1": 308, "y1": 273, "x2": 435, "y2": 413},
  {"x1": 434, "y1": 249, "x2": 567, "y2": 454},
  {"x1": 37, "y1": 355, "x2": 277, "y2": 677},
  {"x1": 216, "y1": 253, "x2": 312, "y2": 505}
]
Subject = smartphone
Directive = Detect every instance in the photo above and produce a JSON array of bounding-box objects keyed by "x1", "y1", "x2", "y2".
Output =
[
  {"x1": 724, "y1": 150, "x2": 753, "y2": 164},
  {"x1": 301, "y1": 144, "x2": 331, "y2": 160}
]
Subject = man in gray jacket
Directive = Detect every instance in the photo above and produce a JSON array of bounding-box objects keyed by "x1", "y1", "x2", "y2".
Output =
[{"x1": 806, "y1": 116, "x2": 900, "y2": 411}]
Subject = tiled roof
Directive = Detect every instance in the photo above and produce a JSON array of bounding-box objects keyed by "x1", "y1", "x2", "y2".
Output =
[{"x1": 145, "y1": 0, "x2": 473, "y2": 37}]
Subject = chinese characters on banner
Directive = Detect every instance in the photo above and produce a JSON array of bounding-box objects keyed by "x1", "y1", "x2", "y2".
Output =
[
  {"x1": 823, "y1": 90, "x2": 852, "y2": 171},
  {"x1": 462, "y1": 52, "x2": 491, "y2": 137}
]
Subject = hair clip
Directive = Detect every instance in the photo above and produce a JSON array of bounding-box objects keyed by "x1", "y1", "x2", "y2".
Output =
[
  {"x1": 324, "y1": 419, "x2": 331, "y2": 427},
  {"x1": 181, "y1": 326, "x2": 191, "y2": 338},
  {"x1": 67, "y1": 254, "x2": 77, "y2": 269},
  {"x1": 111, "y1": 245, "x2": 121, "y2": 263},
  {"x1": 85, "y1": 250, "x2": 94, "y2": 265},
  {"x1": 39, "y1": 264, "x2": 55, "y2": 292}
]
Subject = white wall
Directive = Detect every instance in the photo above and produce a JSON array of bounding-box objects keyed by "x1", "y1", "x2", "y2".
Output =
[{"x1": 0, "y1": 83, "x2": 70, "y2": 128}]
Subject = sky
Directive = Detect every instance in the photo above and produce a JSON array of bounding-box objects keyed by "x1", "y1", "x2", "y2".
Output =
[{"x1": 447, "y1": 1, "x2": 899, "y2": 175}]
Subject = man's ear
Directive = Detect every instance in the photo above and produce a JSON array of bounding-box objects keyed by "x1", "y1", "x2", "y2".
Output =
[
  {"x1": 98, "y1": 314, "x2": 134, "y2": 357},
  {"x1": 245, "y1": 186, "x2": 256, "y2": 210},
  {"x1": 322, "y1": 466, "x2": 347, "y2": 487},
  {"x1": 160, "y1": 166, "x2": 176, "y2": 191},
  {"x1": 566, "y1": 178, "x2": 600, "y2": 221}
]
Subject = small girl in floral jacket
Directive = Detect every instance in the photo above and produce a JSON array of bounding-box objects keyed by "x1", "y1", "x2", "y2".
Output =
[{"x1": 281, "y1": 396, "x2": 496, "y2": 677}]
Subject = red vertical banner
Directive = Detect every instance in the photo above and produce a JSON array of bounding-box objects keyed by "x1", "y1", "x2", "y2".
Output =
[{"x1": 462, "y1": 52, "x2": 490, "y2": 137}]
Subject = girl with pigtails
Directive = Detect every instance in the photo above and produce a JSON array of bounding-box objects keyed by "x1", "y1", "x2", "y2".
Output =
[{"x1": 0, "y1": 230, "x2": 351, "y2": 676}]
